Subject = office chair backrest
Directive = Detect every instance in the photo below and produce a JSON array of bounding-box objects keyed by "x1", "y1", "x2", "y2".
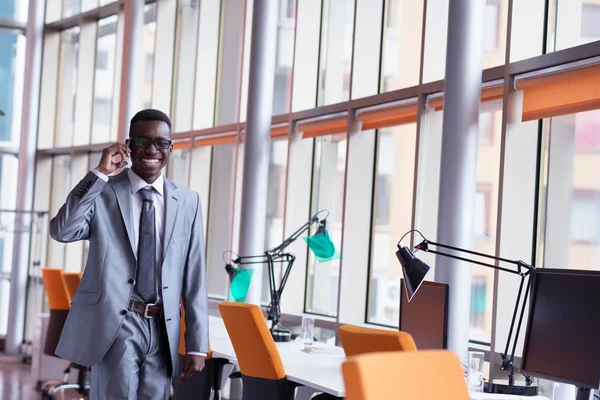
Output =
[
  {"x1": 178, "y1": 301, "x2": 212, "y2": 359},
  {"x1": 218, "y1": 302, "x2": 286, "y2": 380},
  {"x1": 41, "y1": 268, "x2": 71, "y2": 356},
  {"x1": 342, "y1": 350, "x2": 470, "y2": 400},
  {"x1": 62, "y1": 272, "x2": 82, "y2": 300},
  {"x1": 338, "y1": 324, "x2": 417, "y2": 357}
]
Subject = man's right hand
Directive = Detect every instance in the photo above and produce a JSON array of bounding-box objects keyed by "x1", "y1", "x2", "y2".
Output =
[{"x1": 96, "y1": 142, "x2": 131, "y2": 175}]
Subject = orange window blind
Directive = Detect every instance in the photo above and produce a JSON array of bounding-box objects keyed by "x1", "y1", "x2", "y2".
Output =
[
  {"x1": 427, "y1": 84, "x2": 504, "y2": 111},
  {"x1": 297, "y1": 115, "x2": 348, "y2": 139},
  {"x1": 356, "y1": 102, "x2": 418, "y2": 130},
  {"x1": 515, "y1": 63, "x2": 600, "y2": 121},
  {"x1": 172, "y1": 140, "x2": 192, "y2": 150},
  {"x1": 194, "y1": 134, "x2": 238, "y2": 147}
]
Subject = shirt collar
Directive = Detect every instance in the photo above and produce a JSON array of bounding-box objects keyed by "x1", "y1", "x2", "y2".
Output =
[{"x1": 127, "y1": 168, "x2": 164, "y2": 197}]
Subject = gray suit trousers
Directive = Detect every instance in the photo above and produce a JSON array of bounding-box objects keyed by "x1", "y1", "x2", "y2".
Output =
[{"x1": 90, "y1": 311, "x2": 171, "y2": 400}]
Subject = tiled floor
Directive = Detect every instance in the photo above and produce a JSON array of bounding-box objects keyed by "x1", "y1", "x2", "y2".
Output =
[{"x1": 0, "y1": 359, "x2": 38, "y2": 400}]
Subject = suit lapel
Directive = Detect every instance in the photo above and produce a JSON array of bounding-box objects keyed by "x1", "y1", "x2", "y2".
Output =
[
  {"x1": 163, "y1": 178, "x2": 179, "y2": 259},
  {"x1": 112, "y1": 172, "x2": 136, "y2": 257}
]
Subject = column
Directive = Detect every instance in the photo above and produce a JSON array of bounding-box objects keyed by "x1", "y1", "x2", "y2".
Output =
[
  {"x1": 5, "y1": 0, "x2": 46, "y2": 355},
  {"x1": 117, "y1": 0, "x2": 145, "y2": 141},
  {"x1": 237, "y1": 0, "x2": 279, "y2": 304},
  {"x1": 433, "y1": 0, "x2": 485, "y2": 364}
]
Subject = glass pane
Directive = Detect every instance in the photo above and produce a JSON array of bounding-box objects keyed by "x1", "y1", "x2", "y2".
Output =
[
  {"x1": 167, "y1": 147, "x2": 190, "y2": 186},
  {"x1": 305, "y1": 135, "x2": 346, "y2": 316},
  {"x1": 189, "y1": 145, "x2": 213, "y2": 240},
  {"x1": 482, "y1": 0, "x2": 508, "y2": 69},
  {"x1": 172, "y1": 0, "x2": 200, "y2": 132},
  {"x1": 550, "y1": 0, "x2": 600, "y2": 52},
  {"x1": 318, "y1": 0, "x2": 355, "y2": 106},
  {"x1": 206, "y1": 143, "x2": 237, "y2": 298},
  {"x1": 192, "y1": 0, "x2": 221, "y2": 130},
  {"x1": 542, "y1": 109, "x2": 600, "y2": 271},
  {"x1": 47, "y1": 155, "x2": 72, "y2": 269},
  {"x1": 291, "y1": 0, "x2": 321, "y2": 112},
  {"x1": 510, "y1": 0, "x2": 545, "y2": 62},
  {"x1": 0, "y1": 278, "x2": 10, "y2": 336},
  {"x1": 380, "y1": 0, "x2": 424, "y2": 92},
  {"x1": 415, "y1": 103, "x2": 502, "y2": 343},
  {"x1": 63, "y1": 0, "x2": 81, "y2": 18},
  {"x1": 81, "y1": 0, "x2": 97, "y2": 13},
  {"x1": 0, "y1": 0, "x2": 29, "y2": 22},
  {"x1": 423, "y1": 0, "x2": 508, "y2": 82},
  {"x1": 140, "y1": 3, "x2": 157, "y2": 110},
  {"x1": 56, "y1": 27, "x2": 80, "y2": 147},
  {"x1": 239, "y1": 0, "x2": 253, "y2": 123},
  {"x1": 367, "y1": 123, "x2": 417, "y2": 326},
  {"x1": 0, "y1": 32, "x2": 26, "y2": 147},
  {"x1": 351, "y1": 0, "x2": 384, "y2": 99},
  {"x1": 272, "y1": 0, "x2": 295, "y2": 115},
  {"x1": 92, "y1": 15, "x2": 119, "y2": 144},
  {"x1": 261, "y1": 139, "x2": 289, "y2": 304}
]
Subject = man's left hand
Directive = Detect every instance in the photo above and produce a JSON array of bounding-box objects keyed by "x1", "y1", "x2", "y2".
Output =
[{"x1": 180, "y1": 354, "x2": 206, "y2": 382}]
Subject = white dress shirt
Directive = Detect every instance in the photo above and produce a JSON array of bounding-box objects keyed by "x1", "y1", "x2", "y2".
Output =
[{"x1": 92, "y1": 168, "x2": 205, "y2": 357}]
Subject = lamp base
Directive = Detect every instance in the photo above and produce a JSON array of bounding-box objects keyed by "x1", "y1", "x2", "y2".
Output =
[
  {"x1": 484, "y1": 379, "x2": 539, "y2": 396},
  {"x1": 271, "y1": 329, "x2": 292, "y2": 342}
]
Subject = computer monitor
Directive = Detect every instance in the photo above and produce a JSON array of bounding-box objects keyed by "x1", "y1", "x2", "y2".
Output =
[
  {"x1": 521, "y1": 268, "x2": 600, "y2": 392},
  {"x1": 399, "y1": 279, "x2": 448, "y2": 349}
]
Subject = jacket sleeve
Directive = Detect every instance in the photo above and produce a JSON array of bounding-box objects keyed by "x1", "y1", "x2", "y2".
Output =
[
  {"x1": 181, "y1": 192, "x2": 210, "y2": 354},
  {"x1": 50, "y1": 170, "x2": 107, "y2": 243}
]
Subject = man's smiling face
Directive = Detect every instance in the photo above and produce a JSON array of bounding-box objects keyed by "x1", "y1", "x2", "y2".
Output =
[{"x1": 129, "y1": 120, "x2": 173, "y2": 184}]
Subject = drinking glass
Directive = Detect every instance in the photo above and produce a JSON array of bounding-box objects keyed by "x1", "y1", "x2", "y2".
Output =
[
  {"x1": 468, "y1": 351, "x2": 484, "y2": 392},
  {"x1": 300, "y1": 317, "x2": 314, "y2": 353}
]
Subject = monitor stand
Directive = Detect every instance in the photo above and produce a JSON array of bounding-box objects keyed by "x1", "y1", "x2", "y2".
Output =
[{"x1": 576, "y1": 387, "x2": 592, "y2": 400}]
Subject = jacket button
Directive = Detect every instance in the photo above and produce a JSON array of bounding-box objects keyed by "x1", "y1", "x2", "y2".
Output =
[
  {"x1": 120, "y1": 310, "x2": 127, "y2": 315},
  {"x1": 128, "y1": 279, "x2": 135, "y2": 284}
]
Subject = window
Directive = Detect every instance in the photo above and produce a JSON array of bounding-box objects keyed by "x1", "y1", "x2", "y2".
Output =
[
  {"x1": 92, "y1": 15, "x2": 118, "y2": 144},
  {"x1": 484, "y1": 0, "x2": 500, "y2": 51},
  {"x1": 415, "y1": 102, "x2": 502, "y2": 343},
  {"x1": 205, "y1": 142, "x2": 237, "y2": 298},
  {"x1": 96, "y1": 49, "x2": 109, "y2": 70},
  {"x1": 273, "y1": 0, "x2": 296, "y2": 115},
  {"x1": 367, "y1": 123, "x2": 417, "y2": 326},
  {"x1": 581, "y1": 4, "x2": 600, "y2": 40},
  {"x1": 0, "y1": 32, "x2": 26, "y2": 146},
  {"x1": 574, "y1": 109, "x2": 600, "y2": 151},
  {"x1": 542, "y1": 110, "x2": 600, "y2": 271},
  {"x1": 189, "y1": 145, "x2": 213, "y2": 241},
  {"x1": 140, "y1": 3, "x2": 157, "y2": 109},
  {"x1": 0, "y1": 0, "x2": 28, "y2": 21},
  {"x1": 261, "y1": 139, "x2": 289, "y2": 304},
  {"x1": 166, "y1": 147, "x2": 190, "y2": 186},
  {"x1": 317, "y1": 0, "x2": 355, "y2": 106},
  {"x1": 305, "y1": 134, "x2": 347, "y2": 317}
]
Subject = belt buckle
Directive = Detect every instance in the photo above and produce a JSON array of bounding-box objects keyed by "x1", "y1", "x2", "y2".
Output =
[{"x1": 144, "y1": 303, "x2": 156, "y2": 319}]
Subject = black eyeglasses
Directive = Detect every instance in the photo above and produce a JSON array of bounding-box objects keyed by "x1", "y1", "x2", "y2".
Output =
[{"x1": 129, "y1": 137, "x2": 172, "y2": 149}]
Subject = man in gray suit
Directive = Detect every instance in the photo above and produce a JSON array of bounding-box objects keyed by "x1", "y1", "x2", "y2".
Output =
[{"x1": 50, "y1": 109, "x2": 209, "y2": 399}]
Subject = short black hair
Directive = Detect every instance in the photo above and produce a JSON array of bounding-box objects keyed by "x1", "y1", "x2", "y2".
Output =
[{"x1": 130, "y1": 109, "x2": 172, "y2": 131}]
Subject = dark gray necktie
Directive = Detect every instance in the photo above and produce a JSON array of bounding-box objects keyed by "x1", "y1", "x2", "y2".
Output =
[{"x1": 135, "y1": 187, "x2": 157, "y2": 303}]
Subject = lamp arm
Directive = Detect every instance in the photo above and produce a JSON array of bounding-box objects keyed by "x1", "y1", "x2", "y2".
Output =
[
  {"x1": 267, "y1": 212, "x2": 323, "y2": 256},
  {"x1": 419, "y1": 240, "x2": 534, "y2": 273}
]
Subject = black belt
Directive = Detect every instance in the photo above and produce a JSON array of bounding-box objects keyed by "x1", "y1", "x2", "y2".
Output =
[{"x1": 129, "y1": 300, "x2": 162, "y2": 319}]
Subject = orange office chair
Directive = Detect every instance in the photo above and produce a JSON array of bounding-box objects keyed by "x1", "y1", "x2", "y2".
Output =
[
  {"x1": 62, "y1": 272, "x2": 82, "y2": 299},
  {"x1": 342, "y1": 350, "x2": 470, "y2": 400},
  {"x1": 338, "y1": 324, "x2": 417, "y2": 357},
  {"x1": 218, "y1": 302, "x2": 338, "y2": 400},
  {"x1": 40, "y1": 268, "x2": 89, "y2": 399},
  {"x1": 173, "y1": 302, "x2": 237, "y2": 400}
]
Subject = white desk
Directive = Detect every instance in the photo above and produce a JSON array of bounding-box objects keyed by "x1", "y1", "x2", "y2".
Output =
[
  {"x1": 209, "y1": 316, "x2": 550, "y2": 399},
  {"x1": 209, "y1": 316, "x2": 346, "y2": 396}
]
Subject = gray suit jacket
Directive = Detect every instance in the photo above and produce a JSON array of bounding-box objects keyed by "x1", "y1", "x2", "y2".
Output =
[{"x1": 50, "y1": 169, "x2": 209, "y2": 369}]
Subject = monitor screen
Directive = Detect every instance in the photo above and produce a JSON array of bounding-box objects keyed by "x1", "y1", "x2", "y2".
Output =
[
  {"x1": 521, "y1": 268, "x2": 600, "y2": 389},
  {"x1": 399, "y1": 279, "x2": 448, "y2": 350}
]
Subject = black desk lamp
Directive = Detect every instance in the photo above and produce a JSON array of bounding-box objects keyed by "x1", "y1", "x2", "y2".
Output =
[
  {"x1": 397, "y1": 230, "x2": 538, "y2": 396},
  {"x1": 225, "y1": 210, "x2": 331, "y2": 342}
]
